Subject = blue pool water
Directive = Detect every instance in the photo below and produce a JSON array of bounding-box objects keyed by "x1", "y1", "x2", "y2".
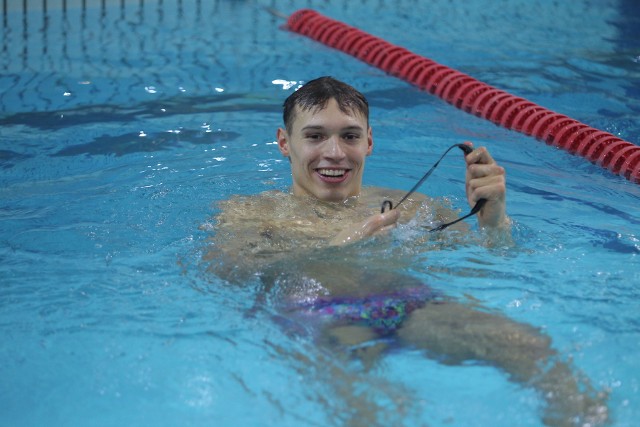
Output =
[{"x1": 1, "y1": 1, "x2": 639, "y2": 426}]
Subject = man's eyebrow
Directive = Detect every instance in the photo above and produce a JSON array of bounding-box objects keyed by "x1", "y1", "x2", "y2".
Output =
[
  {"x1": 341, "y1": 125, "x2": 365, "y2": 132},
  {"x1": 300, "y1": 125, "x2": 365, "y2": 132},
  {"x1": 300, "y1": 125, "x2": 325, "y2": 131}
]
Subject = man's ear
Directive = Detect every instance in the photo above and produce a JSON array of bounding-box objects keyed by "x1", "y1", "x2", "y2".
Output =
[
  {"x1": 277, "y1": 128, "x2": 289, "y2": 157},
  {"x1": 366, "y1": 126, "x2": 373, "y2": 156}
]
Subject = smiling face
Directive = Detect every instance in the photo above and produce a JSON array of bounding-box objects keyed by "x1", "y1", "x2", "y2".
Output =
[{"x1": 277, "y1": 98, "x2": 373, "y2": 202}]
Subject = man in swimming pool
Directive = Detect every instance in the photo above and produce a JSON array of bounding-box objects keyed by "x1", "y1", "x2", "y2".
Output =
[
  {"x1": 207, "y1": 77, "x2": 607, "y2": 426},
  {"x1": 279, "y1": 76, "x2": 509, "y2": 244}
]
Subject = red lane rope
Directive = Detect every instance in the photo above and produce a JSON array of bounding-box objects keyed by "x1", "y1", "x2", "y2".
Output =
[{"x1": 285, "y1": 9, "x2": 640, "y2": 184}]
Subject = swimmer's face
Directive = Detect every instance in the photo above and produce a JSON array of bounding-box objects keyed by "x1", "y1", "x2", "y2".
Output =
[{"x1": 277, "y1": 98, "x2": 373, "y2": 202}]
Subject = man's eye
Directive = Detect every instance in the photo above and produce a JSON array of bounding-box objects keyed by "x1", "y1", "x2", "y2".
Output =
[
  {"x1": 343, "y1": 133, "x2": 360, "y2": 141},
  {"x1": 306, "y1": 133, "x2": 324, "y2": 141}
]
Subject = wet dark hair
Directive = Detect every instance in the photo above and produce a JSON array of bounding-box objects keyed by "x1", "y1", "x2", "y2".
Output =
[{"x1": 282, "y1": 76, "x2": 369, "y2": 132}]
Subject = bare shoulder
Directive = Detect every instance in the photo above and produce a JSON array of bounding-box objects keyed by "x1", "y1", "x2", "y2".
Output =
[
  {"x1": 212, "y1": 190, "x2": 305, "y2": 254},
  {"x1": 208, "y1": 191, "x2": 336, "y2": 276},
  {"x1": 205, "y1": 191, "x2": 299, "y2": 281},
  {"x1": 215, "y1": 190, "x2": 286, "y2": 223},
  {"x1": 215, "y1": 190, "x2": 333, "y2": 237}
]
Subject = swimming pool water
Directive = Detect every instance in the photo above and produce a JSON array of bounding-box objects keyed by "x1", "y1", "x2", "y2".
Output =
[{"x1": 1, "y1": 1, "x2": 639, "y2": 426}]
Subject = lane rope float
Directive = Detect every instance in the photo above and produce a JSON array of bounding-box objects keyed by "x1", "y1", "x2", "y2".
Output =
[{"x1": 283, "y1": 9, "x2": 640, "y2": 184}]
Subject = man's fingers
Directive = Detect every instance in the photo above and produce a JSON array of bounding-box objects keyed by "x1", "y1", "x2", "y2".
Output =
[
  {"x1": 364, "y1": 209, "x2": 400, "y2": 235},
  {"x1": 467, "y1": 163, "x2": 505, "y2": 179},
  {"x1": 465, "y1": 146, "x2": 496, "y2": 166}
]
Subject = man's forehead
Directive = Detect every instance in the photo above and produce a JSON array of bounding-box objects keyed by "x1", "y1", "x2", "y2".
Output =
[{"x1": 292, "y1": 101, "x2": 367, "y2": 126}]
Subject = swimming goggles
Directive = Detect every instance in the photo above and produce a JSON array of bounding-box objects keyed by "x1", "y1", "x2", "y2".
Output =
[{"x1": 380, "y1": 144, "x2": 487, "y2": 232}]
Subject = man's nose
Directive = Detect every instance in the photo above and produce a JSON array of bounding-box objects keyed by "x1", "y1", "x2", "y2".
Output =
[{"x1": 324, "y1": 135, "x2": 346, "y2": 159}]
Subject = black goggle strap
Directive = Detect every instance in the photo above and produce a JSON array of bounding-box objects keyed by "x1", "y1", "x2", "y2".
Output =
[
  {"x1": 425, "y1": 198, "x2": 486, "y2": 232},
  {"x1": 380, "y1": 143, "x2": 487, "y2": 232}
]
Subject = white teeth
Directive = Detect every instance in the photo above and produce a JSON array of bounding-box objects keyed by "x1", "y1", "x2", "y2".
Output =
[{"x1": 318, "y1": 169, "x2": 346, "y2": 177}]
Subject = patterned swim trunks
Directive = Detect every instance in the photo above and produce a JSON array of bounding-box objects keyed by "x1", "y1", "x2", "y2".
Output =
[{"x1": 292, "y1": 286, "x2": 436, "y2": 335}]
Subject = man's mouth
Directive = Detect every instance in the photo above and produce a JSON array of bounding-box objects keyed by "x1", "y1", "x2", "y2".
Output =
[
  {"x1": 317, "y1": 168, "x2": 347, "y2": 177},
  {"x1": 315, "y1": 168, "x2": 350, "y2": 183}
]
